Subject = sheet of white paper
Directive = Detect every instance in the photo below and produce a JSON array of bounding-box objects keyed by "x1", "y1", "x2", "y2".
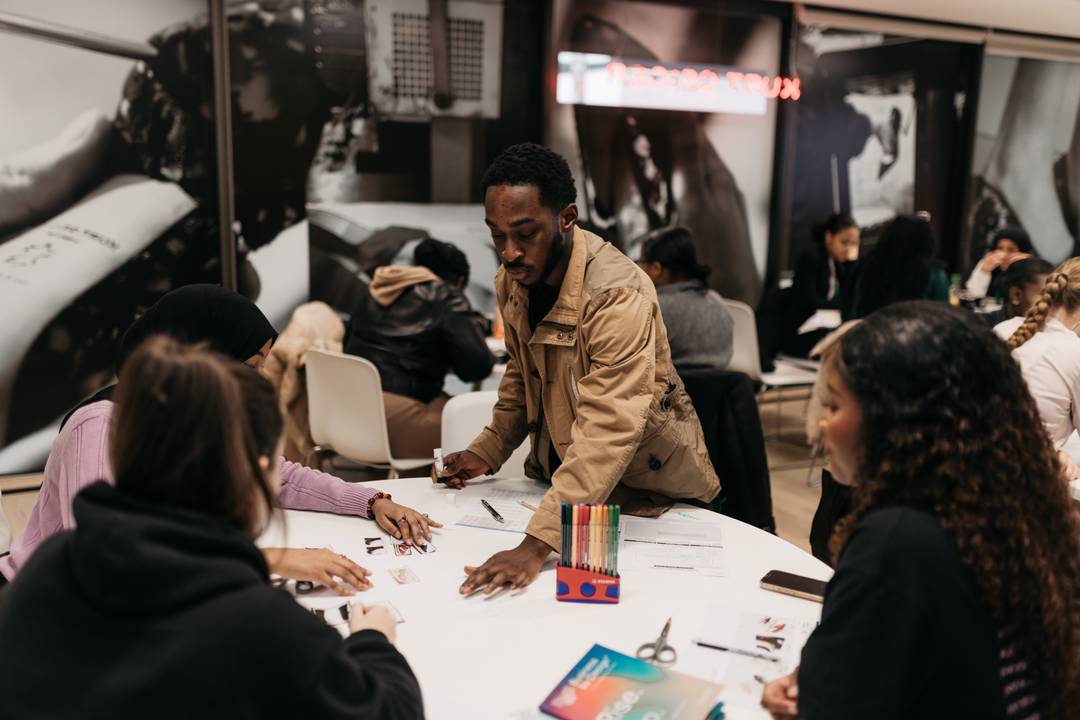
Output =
[
  {"x1": 454, "y1": 488, "x2": 546, "y2": 533},
  {"x1": 680, "y1": 609, "x2": 818, "y2": 713},
  {"x1": 619, "y1": 542, "x2": 728, "y2": 576},
  {"x1": 621, "y1": 517, "x2": 723, "y2": 547},
  {"x1": 797, "y1": 308, "x2": 842, "y2": 335}
]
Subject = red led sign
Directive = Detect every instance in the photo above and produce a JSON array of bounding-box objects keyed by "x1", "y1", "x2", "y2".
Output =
[
  {"x1": 606, "y1": 62, "x2": 801, "y2": 101},
  {"x1": 557, "y1": 52, "x2": 800, "y2": 115}
]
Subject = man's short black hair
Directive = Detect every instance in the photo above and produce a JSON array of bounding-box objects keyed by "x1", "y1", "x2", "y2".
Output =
[
  {"x1": 480, "y1": 143, "x2": 577, "y2": 213},
  {"x1": 414, "y1": 238, "x2": 470, "y2": 287}
]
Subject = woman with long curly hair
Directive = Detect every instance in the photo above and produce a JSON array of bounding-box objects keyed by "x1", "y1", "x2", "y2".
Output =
[
  {"x1": 763, "y1": 301, "x2": 1080, "y2": 719},
  {"x1": 995, "y1": 257, "x2": 1080, "y2": 479}
]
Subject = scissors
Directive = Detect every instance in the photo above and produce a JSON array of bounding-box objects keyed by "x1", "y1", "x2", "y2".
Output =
[{"x1": 636, "y1": 617, "x2": 677, "y2": 665}]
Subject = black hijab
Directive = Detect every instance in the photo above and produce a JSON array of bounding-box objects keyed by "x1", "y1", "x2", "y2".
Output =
[{"x1": 60, "y1": 285, "x2": 277, "y2": 429}]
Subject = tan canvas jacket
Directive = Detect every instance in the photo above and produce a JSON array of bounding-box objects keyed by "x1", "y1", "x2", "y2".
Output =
[{"x1": 466, "y1": 226, "x2": 721, "y2": 550}]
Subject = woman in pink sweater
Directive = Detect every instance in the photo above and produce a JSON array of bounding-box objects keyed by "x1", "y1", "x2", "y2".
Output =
[{"x1": 0, "y1": 285, "x2": 440, "y2": 588}]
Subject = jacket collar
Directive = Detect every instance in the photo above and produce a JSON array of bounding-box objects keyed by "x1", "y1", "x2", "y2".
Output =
[{"x1": 509, "y1": 225, "x2": 592, "y2": 329}]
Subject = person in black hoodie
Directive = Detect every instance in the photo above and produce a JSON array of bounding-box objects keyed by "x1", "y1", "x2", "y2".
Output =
[
  {"x1": 346, "y1": 238, "x2": 495, "y2": 458},
  {"x1": 0, "y1": 336, "x2": 423, "y2": 719}
]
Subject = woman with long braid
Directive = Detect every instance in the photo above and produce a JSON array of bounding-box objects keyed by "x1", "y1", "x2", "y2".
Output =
[{"x1": 995, "y1": 258, "x2": 1080, "y2": 479}]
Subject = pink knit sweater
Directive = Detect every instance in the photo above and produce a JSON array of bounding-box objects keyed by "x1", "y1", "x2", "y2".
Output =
[{"x1": 0, "y1": 401, "x2": 381, "y2": 579}]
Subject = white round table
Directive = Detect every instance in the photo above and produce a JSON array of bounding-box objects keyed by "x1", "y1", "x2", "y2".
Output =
[{"x1": 259, "y1": 476, "x2": 831, "y2": 719}]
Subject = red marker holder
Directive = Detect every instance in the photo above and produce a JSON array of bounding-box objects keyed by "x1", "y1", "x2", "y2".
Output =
[{"x1": 556, "y1": 565, "x2": 620, "y2": 604}]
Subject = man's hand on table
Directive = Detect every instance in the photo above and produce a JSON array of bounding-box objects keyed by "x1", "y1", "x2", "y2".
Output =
[
  {"x1": 438, "y1": 450, "x2": 492, "y2": 489},
  {"x1": 264, "y1": 547, "x2": 372, "y2": 595},
  {"x1": 460, "y1": 534, "x2": 552, "y2": 596},
  {"x1": 371, "y1": 498, "x2": 443, "y2": 545}
]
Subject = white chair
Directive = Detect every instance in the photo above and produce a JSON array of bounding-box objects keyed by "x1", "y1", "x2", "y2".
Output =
[
  {"x1": 721, "y1": 298, "x2": 820, "y2": 447},
  {"x1": 304, "y1": 349, "x2": 431, "y2": 478},
  {"x1": 441, "y1": 391, "x2": 531, "y2": 479},
  {"x1": 720, "y1": 298, "x2": 819, "y2": 388}
]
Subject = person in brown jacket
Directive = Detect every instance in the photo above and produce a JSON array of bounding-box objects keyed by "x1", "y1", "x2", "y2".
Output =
[{"x1": 442, "y1": 143, "x2": 720, "y2": 595}]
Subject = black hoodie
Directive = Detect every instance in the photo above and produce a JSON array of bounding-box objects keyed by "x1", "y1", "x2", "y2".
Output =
[{"x1": 0, "y1": 483, "x2": 423, "y2": 719}]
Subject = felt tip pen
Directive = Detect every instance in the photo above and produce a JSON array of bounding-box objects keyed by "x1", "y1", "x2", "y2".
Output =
[
  {"x1": 694, "y1": 640, "x2": 780, "y2": 662},
  {"x1": 481, "y1": 499, "x2": 505, "y2": 523}
]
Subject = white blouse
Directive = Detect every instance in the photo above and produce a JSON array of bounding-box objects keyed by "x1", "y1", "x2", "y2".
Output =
[{"x1": 995, "y1": 316, "x2": 1080, "y2": 448}]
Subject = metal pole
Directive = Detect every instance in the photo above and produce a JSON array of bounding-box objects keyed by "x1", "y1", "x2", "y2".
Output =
[
  {"x1": 0, "y1": 11, "x2": 156, "y2": 62},
  {"x1": 209, "y1": 0, "x2": 237, "y2": 291}
]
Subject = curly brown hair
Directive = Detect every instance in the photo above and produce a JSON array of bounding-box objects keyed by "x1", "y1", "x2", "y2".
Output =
[
  {"x1": 828, "y1": 301, "x2": 1080, "y2": 716},
  {"x1": 1007, "y1": 257, "x2": 1080, "y2": 349}
]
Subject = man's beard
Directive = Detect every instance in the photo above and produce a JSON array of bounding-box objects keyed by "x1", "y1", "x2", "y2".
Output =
[
  {"x1": 502, "y1": 230, "x2": 569, "y2": 287},
  {"x1": 538, "y1": 231, "x2": 568, "y2": 285}
]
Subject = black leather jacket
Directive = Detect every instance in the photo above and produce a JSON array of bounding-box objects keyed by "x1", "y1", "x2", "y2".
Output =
[{"x1": 345, "y1": 281, "x2": 494, "y2": 402}]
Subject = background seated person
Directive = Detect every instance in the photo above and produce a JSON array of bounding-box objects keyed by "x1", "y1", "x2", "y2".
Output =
[
  {"x1": 637, "y1": 226, "x2": 734, "y2": 373},
  {"x1": 848, "y1": 214, "x2": 949, "y2": 319},
  {"x1": 0, "y1": 285, "x2": 437, "y2": 588},
  {"x1": 0, "y1": 338, "x2": 423, "y2": 719},
  {"x1": 763, "y1": 302, "x2": 1080, "y2": 719},
  {"x1": 979, "y1": 256, "x2": 1053, "y2": 326},
  {"x1": 966, "y1": 226, "x2": 1035, "y2": 300},
  {"x1": 782, "y1": 213, "x2": 860, "y2": 357},
  {"x1": 808, "y1": 215, "x2": 950, "y2": 565},
  {"x1": 345, "y1": 239, "x2": 494, "y2": 459},
  {"x1": 997, "y1": 257, "x2": 1080, "y2": 480}
]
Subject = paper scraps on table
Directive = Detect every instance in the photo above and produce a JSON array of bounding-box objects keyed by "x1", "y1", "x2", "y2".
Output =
[
  {"x1": 364, "y1": 537, "x2": 388, "y2": 556},
  {"x1": 367, "y1": 600, "x2": 405, "y2": 624},
  {"x1": 389, "y1": 567, "x2": 420, "y2": 584},
  {"x1": 413, "y1": 539, "x2": 437, "y2": 554}
]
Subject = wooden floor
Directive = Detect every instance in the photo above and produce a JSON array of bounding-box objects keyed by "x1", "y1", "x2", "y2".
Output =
[
  {"x1": 759, "y1": 389, "x2": 821, "y2": 554},
  {"x1": 1, "y1": 393, "x2": 822, "y2": 554}
]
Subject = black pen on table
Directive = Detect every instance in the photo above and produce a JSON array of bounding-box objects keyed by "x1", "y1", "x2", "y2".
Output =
[
  {"x1": 481, "y1": 498, "x2": 505, "y2": 523},
  {"x1": 694, "y1": 640, "x2": 779, "y2": 662}
]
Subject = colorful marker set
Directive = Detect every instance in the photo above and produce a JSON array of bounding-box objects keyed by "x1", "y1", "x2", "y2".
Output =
[{"x1": 556, "y1": 503, "x2": 621, "y2": 604}]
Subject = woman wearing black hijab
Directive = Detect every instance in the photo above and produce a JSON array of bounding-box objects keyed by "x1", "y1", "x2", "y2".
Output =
[
  {"x1": 60, "y1": 284, "x2": 279, "y2": 423},
  {"x1": 1, "y1": 285, "x2": 441, "y2": 586},
  {"x1": 964, "y1": 226, "x2": 1036, "y2": 301}
]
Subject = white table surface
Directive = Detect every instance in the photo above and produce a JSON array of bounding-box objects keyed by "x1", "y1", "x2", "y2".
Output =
[{"x1": 259, "y1": 476, "x2": 832, "y2": 719}]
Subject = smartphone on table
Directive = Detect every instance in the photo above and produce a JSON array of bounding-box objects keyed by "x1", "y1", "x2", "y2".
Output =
[{"x1": 760, "y1": 570, "x2": 828, "y2": 603}]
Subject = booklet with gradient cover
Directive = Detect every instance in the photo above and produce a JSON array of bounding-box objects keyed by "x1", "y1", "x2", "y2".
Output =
[{"x1": 540, "y1": 644, "x2": 724, "y2": 719}]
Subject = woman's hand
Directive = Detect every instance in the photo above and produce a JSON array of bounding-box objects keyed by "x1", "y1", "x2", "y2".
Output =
[
  {"x1": 980, "y1": 249, "x2": 1008, "y2": 272},
  {"x1": 761, "y1": 670, "x2": 799, "y2": 719},
  {"x1": 371, "y1": 498, "x2": 443, "y2": 545},
  {"x1": 263, "y1": 547, "x2": 372, "y2": 595},
  {"x1": 348, "y1": 603, "x2": 397, "y2": 643},
  {"x1": 1058, "y1": 450, "x2": 1080, "y2": 481}
]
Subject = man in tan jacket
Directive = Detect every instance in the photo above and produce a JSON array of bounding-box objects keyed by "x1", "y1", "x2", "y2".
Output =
[{"x1": 443, "y1": 144, "x2": 719, "y2": 595}]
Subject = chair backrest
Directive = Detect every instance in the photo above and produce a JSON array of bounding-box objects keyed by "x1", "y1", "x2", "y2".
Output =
[
  {"x1": 720, "y1": 298, "x2": 763, "y2": 381},
  {"x1": 678, "y1": 368, "x2": 774, "y2": 531},
  {"x1": 305, "y1": 349, "x2": 394, "y2": 465},
  {"x1": 441, "y1": 391, "x2": 531, "y2": 478}
]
